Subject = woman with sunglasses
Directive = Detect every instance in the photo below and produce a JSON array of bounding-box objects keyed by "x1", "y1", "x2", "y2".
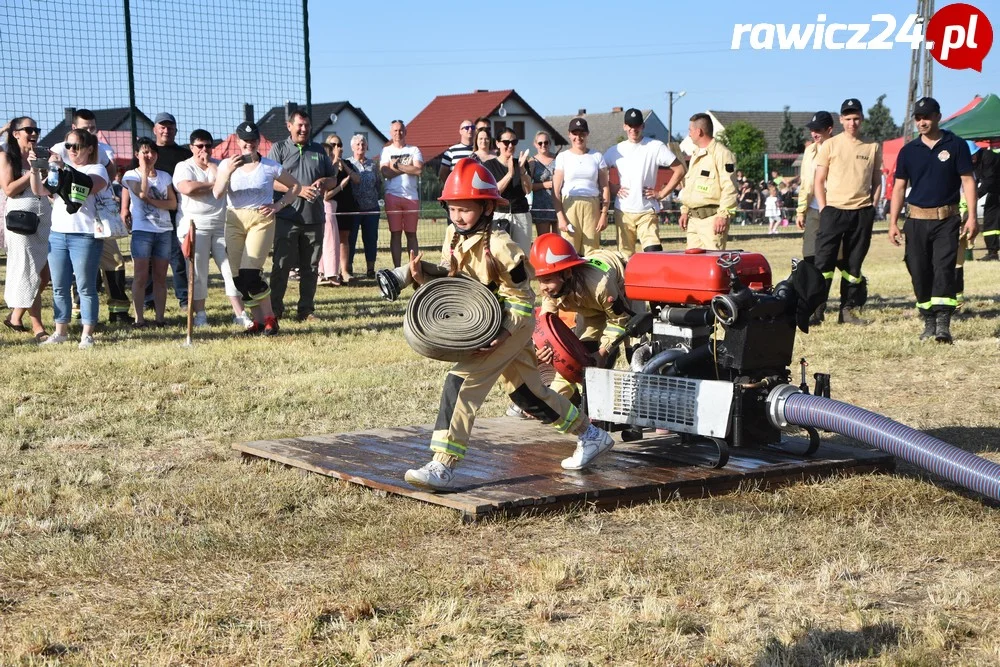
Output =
[
  {"x1": 529, "y1": 131, "x2": 557, "y2": 236},
  {"x1": 347, "y1": 133, "x2": 382, "y2": 278},
  {"x1": 1, "y1": 117, "x2": 52, "y2": 341},
  {"x1": 482, "y1": 128, "x2": 533, "y2": 254},
  {"x1": 173, "y1": 129, "x2": 249, "y2": 328},
  {"x1": 28, "y1": 129, "x2": 108, "y2": 348},
  {"x1": 322, "y1": 134, "x2": 360, "y2": 284}
]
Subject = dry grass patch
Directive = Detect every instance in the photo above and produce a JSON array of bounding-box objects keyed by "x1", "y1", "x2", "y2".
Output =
[{"x1": 2, "y1": 235, "x2": 1000, "y2": 664}]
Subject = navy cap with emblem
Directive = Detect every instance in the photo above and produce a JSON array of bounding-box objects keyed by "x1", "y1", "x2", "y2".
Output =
[
  {"x1": 913, "y1": 97, "x2": 941, "y2": 117},
  {"x1": 806, "y1": 111, "x2": 834, "y2": 131},
  {"x1": 624, "y1": 108, "x2": 644, "y2": 127},
  {"x1": 569, "y1": 117, "x2": 589, "y2": 133},
  {"x1": 840, "y1": 98, "x2": 863, "y2": 115},
  {"x1": 236, "y1": 121, "x2": 260, "y2": 141}
]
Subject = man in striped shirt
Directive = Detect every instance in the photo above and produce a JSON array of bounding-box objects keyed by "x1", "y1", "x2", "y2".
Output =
[{"x1": 437, "y1": 119, "x2": 475, "y2": 182}]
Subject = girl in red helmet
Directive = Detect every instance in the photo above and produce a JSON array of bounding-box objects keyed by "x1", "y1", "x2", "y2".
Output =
[
  {"x1": 529, "y1": 233, "x2": 633, "y2": 401},
  {"x1": 403, "y1": 158, "x2": 614, "y2": 492}
]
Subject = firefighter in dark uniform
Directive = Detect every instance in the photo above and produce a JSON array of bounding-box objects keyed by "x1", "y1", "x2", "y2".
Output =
[
  {"x1": 888, "y1": 97, "x2": 978, "y2": 343},
  {"x1": 976, "y1": 143, "x2": 1000, "y2": 261},
  {"x1": 813, "y1": 98, "x2": 883, "y2": 325}
]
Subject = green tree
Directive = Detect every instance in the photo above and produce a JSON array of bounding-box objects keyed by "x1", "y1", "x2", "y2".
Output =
[
  {"x1": 717, "y1": 121, "x2": 767, "y2": 183},
  {"x1": 778, "y1": 105, "x2": 804, "y2": 153},
  {"x1": 862, "y1": 94, "x2": 901, "y2": 142}
]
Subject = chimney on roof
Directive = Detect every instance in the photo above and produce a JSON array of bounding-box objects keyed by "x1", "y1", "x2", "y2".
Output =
[
  {"x1": 612, "y1": 107, "x2": 623, "y2": 113},
  {"x1": 284, "y1": 101, "x2": 297, "y2": 121},
  {"x1": 64, "y1": 107, "x2": 76, "y2": 124},
  {"x1": 243, "y1": 103, "x2": 254, "y2": 123},
  {"x1": 475, "y1": 89, "x2": 488, "y2": 93},
  {"x1": 577, "y1": 108, "x2": 586, "y2": 115}
]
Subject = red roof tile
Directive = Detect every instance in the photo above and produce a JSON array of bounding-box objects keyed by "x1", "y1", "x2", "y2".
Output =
[{"x1": 405, "y1": 90, "x2": 514, "y2": 161}]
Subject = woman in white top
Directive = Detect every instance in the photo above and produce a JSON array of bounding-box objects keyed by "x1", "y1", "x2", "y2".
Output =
[
  {"x1": 122, "y1": 137, "x2": 177, "y2": 327},
  {"x1": 213, "y1": 121, "x2": 300, "y2": 336},
  {"x1": 29, "y1": 129, "x2": 109, "y2": 348},
  {"x1": 1, "y1": 116, "x2": 52, "y2": 341},
  {"x1": 552, "y1": 117, "x2": 610, "y2": 255},
  {"x1": 173, "y1": 129, "x2": 247, "y2": 328}
]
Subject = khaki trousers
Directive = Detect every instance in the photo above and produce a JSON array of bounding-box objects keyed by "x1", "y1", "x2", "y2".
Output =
[
  {"x1": 686, "y1": 216, "x2": 728, "y2": 250},
  {"x1": 225, "y1": 208, "x2": 276, "y2": 307},
  {"x1": 615, "y1": 210, "x2": 660, "y2": 257},
  {"x1": 560, "y1": 196, "x2": 602, "y2": 255},
  {"x1": 430, "y1": 321, "x2": 589, "y2": 460}
]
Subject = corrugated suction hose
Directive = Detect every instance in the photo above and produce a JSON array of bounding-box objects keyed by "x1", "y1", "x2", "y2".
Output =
[
  {"x1": 767, "y1": 385, "x2": 1000, "y2": 501},
  {"x1": 404, "y1": 277, "x2": 503, "y2": 362}
]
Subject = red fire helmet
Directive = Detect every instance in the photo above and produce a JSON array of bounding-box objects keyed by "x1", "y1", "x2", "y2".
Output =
[
  {"x1": 530, "y1": 233, "x2": 587, "y2": 276},
  {"x1": 438, "y1": 158, "x2": 508, "y2": 204}
]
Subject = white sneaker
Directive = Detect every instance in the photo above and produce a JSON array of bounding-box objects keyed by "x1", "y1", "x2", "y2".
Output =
[
  {"x1": 404, "y1": 461, "x2": 455, "y2": 492},
  {"x1": 40, "y1": 333, "x2": 69, "y2": 346},
  {"x1": 193, "y1": 311, "x2": 209, "y2": 328},
  {"x1": 78, "y1": 335, "x2": 95, "y2": 349},
  {"x1": 561, "y1": 425, "x2": 614, "y2": 470},
  {"x1": 233, "y1": 312, "x2": 253, "y2": 328}
]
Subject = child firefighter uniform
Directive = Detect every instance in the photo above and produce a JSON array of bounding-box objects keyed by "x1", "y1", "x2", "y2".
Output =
[
  {"x1": 401, "y1": 160, "x2": 614, "y2": 492},
  {"x1": 530, "y1": 233, "x2": 633, "y2": 400}
]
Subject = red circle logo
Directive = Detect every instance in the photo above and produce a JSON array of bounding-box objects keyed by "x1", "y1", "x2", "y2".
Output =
[{"x1": 927, "y1": 3, "x2": 993, "y2": 72}]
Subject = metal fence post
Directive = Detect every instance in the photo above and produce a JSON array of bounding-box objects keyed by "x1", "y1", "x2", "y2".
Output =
[
  {"x1": 123, "y1": 0, "x2": 138, "y2": 148},
  {"x1": 302, "y1": 0, "x2": 312, "y2": 118}
]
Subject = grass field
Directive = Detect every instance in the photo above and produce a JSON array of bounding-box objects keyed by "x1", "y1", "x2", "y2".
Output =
[{"x1": 1, "y1": 228, "x2": 999, "y2": 665}]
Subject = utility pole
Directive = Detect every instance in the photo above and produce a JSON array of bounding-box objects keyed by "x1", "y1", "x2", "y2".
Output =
[
  {"x1": 906, "y1": 0, "x2": 935, "y2": 136},
  {"x1": 667, "y1": 90, "x2": 686, "y2": 140}
]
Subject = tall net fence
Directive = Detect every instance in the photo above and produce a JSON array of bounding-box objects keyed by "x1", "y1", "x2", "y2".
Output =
[{"x1": 0, "y1": 0, "x2": 307, "y2": 150}]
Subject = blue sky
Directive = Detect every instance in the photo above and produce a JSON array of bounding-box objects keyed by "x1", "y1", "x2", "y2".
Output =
[{"x1": 308, "y1": 0, "x2": 995, "y2": 135}]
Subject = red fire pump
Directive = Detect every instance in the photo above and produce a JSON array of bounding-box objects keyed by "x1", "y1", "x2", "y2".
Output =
[{"x1": 584, "y1": 249, "x2": 825, "y2": 468}]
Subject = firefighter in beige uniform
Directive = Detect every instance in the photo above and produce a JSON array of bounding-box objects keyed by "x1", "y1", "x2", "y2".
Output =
[
  {"x1": 401, "y1": 159, "x2": 614, "y2": 492},
  {"x1": 679, "y1": 113, "x2": 738, "y2": 250},
  {"x1": 529, "y1": 233, "x2": 632, "y2": 401}
]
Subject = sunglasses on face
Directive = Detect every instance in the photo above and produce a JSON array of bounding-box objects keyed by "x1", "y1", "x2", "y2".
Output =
[
  {"x1": 461, "y1": 125, "x2": 474, "y2": 131},
  {"x1": 192, "y1": 143, "x2": 211, "y2": 150},
  {"x1": 17, "y1": 126, "x2": 40, "y2": 134},
  {"x1": 64, "y1": 143, "x2": 82, "y2": 151},
  {"x1": 536, "y1": 141, "x2": 550, "y2": 146},
  {"x1": 499, "y1": 139, "x2": 518, "y2": 147},
  {"x1": 326, "y1": 143, "x2": 342, "y2": 148}
]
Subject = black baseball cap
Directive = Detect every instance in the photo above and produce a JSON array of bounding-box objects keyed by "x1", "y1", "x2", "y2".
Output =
[
  {"x1": 236, "y1": 121, "x2": 260, "y2": 141},
  {"x1": 913, "y1": 97, "x2": 941, "y2": 116},
  {"x1": 568, "y1": 117, "x2": 589, "y2": 133},
  {"x1": 806, "y1": 111, "x2": 834, "y2": 131},
  {"x1": 624, "y1": 108, "x2": 644, "y2": 127},
  {"x1": 840, "y1": 98, "x2": 863, "y2": 115}
]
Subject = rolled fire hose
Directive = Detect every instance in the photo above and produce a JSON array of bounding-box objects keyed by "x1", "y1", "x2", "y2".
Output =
[
  {"x1": 767, "y1": 385, "x2": 1000, "y2": 501},
  {"x1": 403, "y1": 277, "x2": 503, "y2": 362}
]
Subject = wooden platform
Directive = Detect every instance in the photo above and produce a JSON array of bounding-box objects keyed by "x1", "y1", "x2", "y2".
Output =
[{"x1": 234, "y1": 418, "x2": 895, "y2": 521}]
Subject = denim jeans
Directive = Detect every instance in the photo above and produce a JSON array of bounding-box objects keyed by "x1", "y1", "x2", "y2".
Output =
[
  {"x1": 347, "y1": 211, "x2": 380, "y2": 268},
  {"x1": 49, "y1": 231, "x2": 103, "y2": 325},
  {"x1": 131, "y1": 229, "x2": 173, "y2": 260}
]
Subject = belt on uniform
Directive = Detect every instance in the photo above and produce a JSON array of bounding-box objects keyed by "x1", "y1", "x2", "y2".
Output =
[
  {"x1": 907, "y1": 204, "x2": 959, "y2": 220},
  {"x1": 688, "y1": 205, "x2": 719, "y2": 220}
]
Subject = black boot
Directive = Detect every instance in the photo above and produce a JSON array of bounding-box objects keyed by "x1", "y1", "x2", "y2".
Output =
[
  {"x1": 809, "y1": 302, "x2": 826, "y2": 326},
  {"x1": 979, "y1": 251, "x2": 999, "y2": 262},
  {"x1": 935, "y1": 310, "x2": 953, "y2": 344},
  {"x1": 919, "y1": 310, "x2": 936, "y2": 341},
  {"x1": 838, "y1": 307, "x2": 869, "y2": 326}
]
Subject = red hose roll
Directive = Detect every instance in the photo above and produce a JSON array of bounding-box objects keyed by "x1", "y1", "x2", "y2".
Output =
[{"x1": 533, "y1": 311, "x2": 591, "y2": 384}]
